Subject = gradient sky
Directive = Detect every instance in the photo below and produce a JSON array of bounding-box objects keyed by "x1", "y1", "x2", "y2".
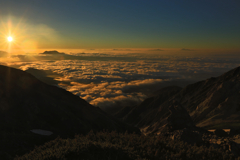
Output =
[{"x1": 0, "y1": 0, "x2": 240, "y2": 49}]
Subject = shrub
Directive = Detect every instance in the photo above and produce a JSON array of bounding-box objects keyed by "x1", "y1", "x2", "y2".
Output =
[{"x1": 15, "y1": 131, "x2": 235, "y2": 160}]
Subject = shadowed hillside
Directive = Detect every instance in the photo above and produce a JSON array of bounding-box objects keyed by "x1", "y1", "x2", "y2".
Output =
[
  {"x1": 174, "y1": 66, "x2": 240, "y2": 129},
  {"x1": 117, "y1": 66, "x2": 240, "y2": 134},
  {"x1": 0, "y1": 65, "x2": 139, "y2": 158}
]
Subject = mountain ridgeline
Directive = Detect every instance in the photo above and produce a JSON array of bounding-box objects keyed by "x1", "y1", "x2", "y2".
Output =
[
  {"x1": 15, "y1": 65, "x2": 240, "y2": 159},
  {"x1": 116, "y1": 66, "x2": 240, "y2": 134},
  {"x1": 0, "y1": 65, "x2": 139, "y2": 135},
  {"x1": 1, "y1": 64, "x2": 240, "y2": 159},
  {"x1": 0, "y1": 65, "x2": 139, "y2": 158}
]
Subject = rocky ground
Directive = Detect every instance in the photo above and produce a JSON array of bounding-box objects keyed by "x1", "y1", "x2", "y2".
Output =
[
  {"x1": 162, "y1": 128, "x2": 240, "y2": 158},
  {"x1": 206, "y1": 129, "x2": 240, "y2": 157}
]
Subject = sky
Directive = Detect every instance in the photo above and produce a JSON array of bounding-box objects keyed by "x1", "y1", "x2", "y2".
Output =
[
  {"x1": 0, "y1": 0, "x2": 240, "y2": 50},
  {"x1": 0, "y1": 1, "x2": 240, "y2": 112}
]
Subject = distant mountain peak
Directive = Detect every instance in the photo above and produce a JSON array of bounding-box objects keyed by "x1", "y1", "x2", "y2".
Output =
[{"x1": 41, "y1": 50, "x2": 64, "y2": 55}]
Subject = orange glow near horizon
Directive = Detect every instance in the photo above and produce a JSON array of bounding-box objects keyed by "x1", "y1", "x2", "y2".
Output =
[
  {"x1": 0, "y1": 16, "x2": 40, "y2": 55},
  {"x1": 0, "y1": 17, "x2": 17, "y2": 54},
  {"x1": 0, "y1": 17, "x2": 238, "y2": 56}
]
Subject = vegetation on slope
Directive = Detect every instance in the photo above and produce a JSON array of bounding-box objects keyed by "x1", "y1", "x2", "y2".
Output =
[{"x1": 16, "y1": 131, "x2": 235, "y2": 160}]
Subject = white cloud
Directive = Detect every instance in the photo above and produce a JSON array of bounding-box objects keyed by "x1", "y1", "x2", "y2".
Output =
[{"x1": 9, "y1": 54, "x2": 240, "y2": 110}]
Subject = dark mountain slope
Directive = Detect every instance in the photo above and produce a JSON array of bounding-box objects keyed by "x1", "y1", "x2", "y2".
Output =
[
  {"x1": 119, "y1": 66, "x2": 240, "y2": 134},
  {"x1": 173, "y1": 66, "x2": 240, "y2": 128},
  {"x1": 0, "y1": 65, "x2": 139, "y2": 158},
  {"x1": 140, "y1": 101, "x2": 196, "y2": 134},
  {"x1": 115, "y1": 86, "x2": 182, "y2": 126},
  {"x1": 115, "y1": 86, "x2": 183, "y2": 134},
  {"x1": 0, "y1": 65, "x2": 138, "y2": 135}
]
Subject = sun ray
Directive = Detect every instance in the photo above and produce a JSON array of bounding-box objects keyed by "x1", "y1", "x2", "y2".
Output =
[
  {"x1": 0, "y1": 16, "x2": 23, "y2": 53},
  {"x1": 0, "y1": 15, "x2": 40, "y2": 56}
]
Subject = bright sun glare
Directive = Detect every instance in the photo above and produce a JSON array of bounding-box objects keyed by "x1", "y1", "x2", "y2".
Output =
[{"x1": 7, "y1": 36, "x2": 13, "y2": 42}]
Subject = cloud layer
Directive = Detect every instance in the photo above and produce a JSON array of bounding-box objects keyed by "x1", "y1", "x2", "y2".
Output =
[{"x1": 6, "y1": 52, "x2": 239, "y2": 112}]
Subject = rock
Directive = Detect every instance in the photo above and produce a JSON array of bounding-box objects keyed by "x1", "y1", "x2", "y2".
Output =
[
  {"x1": 229, "y1": 141, "x2": 240, "y2": 157},
  {"x1": 234, "y1": 134, "x2": 240, "y2": 139},
  {"x1": 154, "y1": 147, "x2": 161, "y2": 160},
  {"x1": 223, "y1": 144, "x2": 229, "y2": 150},
  {"x1": 134, "y1": 100, "x2": 198, "y2": 135},
  {"x1": 159, "y1": 101, "x2": 196, "y2": 133},
  {"x1": 118, "y1": 86, "x2": 182, "y2": 128},
  {"x1": 214, "y1": 129, "x2": 228, "y2": 137},
  {"x1": 171, "y1": 128, "x2": 203, "y2": 146},
  {"x1": 210, "y1": 143, "x2": 220, "y2": 149},
  {"x1": 229, "y1": 128, "x2": 240, "y2": 137}
]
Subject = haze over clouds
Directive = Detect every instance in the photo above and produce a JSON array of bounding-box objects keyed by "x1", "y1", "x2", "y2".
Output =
[{"x1": 3, "y1": 51, "x2": 238, "y2": 111}]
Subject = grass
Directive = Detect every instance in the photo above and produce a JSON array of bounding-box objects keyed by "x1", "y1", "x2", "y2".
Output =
[{"x1": 15, "y1": 131, "x2": 235, "y2": 160}]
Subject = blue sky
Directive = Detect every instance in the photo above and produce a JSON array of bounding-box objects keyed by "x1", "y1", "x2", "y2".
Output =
[{"x1": 0, "y1": 0, "x2": 240, "y2": 49}]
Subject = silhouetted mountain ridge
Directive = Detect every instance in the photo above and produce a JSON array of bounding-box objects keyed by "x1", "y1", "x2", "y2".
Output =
[
  {"x1": 117, "y1": 66, "x2": 240, "y2": 134},
  {"x1": 175, "y1": 66, "x2": 240, "y2": 128},
  {"x1": 40, "y1": 50, "x2": 65, "y2": 55},
  {"x1": 0, "y1": 65, "x2": 139, "y2": 134},
  {"x1": 0, "y1": 65, "x2": 139, "y2": 158}
]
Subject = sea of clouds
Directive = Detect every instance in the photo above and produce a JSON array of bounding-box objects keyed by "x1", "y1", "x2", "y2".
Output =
[{"x1": 2, "y1": 51, "x2": 240, "y2": 112}]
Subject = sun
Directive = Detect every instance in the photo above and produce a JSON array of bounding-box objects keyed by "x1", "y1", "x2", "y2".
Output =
[{"x1": 7, "y1": 36, "x2": 13, "y2": 42}]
